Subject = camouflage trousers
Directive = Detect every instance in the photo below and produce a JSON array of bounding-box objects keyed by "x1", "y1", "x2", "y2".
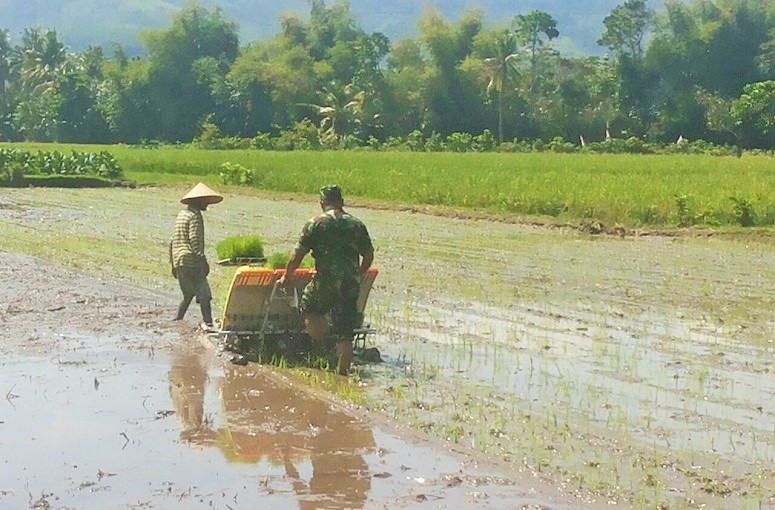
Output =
[{"x1": 301, "y1": 275, "x2": 361, "y2": 340}]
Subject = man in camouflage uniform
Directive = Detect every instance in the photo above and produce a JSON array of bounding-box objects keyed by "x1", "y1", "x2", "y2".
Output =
[
  {"x1": 279, "y1": 185, "x2": 374, "y2": 374},
  {"x1": 169, "y1": 183, "x2": 223, "y2": 329}
]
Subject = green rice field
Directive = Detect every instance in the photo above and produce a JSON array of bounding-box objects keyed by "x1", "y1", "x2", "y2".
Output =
[{"x1": 4, "y1": 142, "x2": 775, "y2": 229}]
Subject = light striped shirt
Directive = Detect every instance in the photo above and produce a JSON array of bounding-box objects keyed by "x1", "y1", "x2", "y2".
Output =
[{"x1": 169, "y1": 206, "x2": 205, "y2": 268}]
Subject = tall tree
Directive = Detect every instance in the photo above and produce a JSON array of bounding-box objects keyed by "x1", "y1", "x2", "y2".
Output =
[
  {"x1": 144, "y1": 4, "x2": 239, "y2": 141},
  {"x1": 300, "y1": 81, "x2": 365, "y2": 142},
  {"x1": 595, "y1": 1, "x2": 656, "y2": 137},
  {"x1": 383, "y1": 38, "x2": 428, "y2": 136},
  {"x1": 307, "y1": 0, "x2": 359, "y2": 61},
  {"x1": 549, "y1": 57, "x2": 613, "y2": 142},
  {"x1": 598, "y1": 0, "x2": 654, "y2": 58},
  {"x1": 99, "y1": 56, "x2": 156, "y2": 143},
  {"x1": 758, "y1": 29, "x2": 775, "y2": 75},
  {"x1": 0, "y1": 29, "x2": 11, "y2": 97},
  {"x1": 418, "y1": 8, "x2": 487, "y2": 135},
  {"x1": 8, "y1": 29, "x2": 70, "y2": 141},
  {"x1": 484, "y1": 30, "x2": 520, "y2": 143},
  {"x1": 55, "y1": 65, "x2": 110, "y2": 143},
  {"x1": 17, "y1": 28, "x2": 67, "y2": 93},
  {"x1": 0, "y1": 29, "x2": 17, "y2": 140},
  {"x1": 513, "y1": 10, "x2": 559, "y2": 69},
  {"x1": 81, "y1": 45, "x2": 104, "y2": 80},
  {"x1": 512, "y1": 11, "x2": 560, "y2": 138},
  {"x1": 695, "y1": 88, "x2": 742, "y2": 152},
  {"x1": 732, "y1": 80, "x2": 775, "y2": 148},
  {"x1": 644, "y1": 0, "x2": 773, "y2": 140},
  {"x1": 229, "y1": 37, "x2": 318, "y2": 131}
]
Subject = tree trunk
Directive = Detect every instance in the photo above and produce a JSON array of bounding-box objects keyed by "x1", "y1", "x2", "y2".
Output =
[{"x1": 498, "y1": 89, "x2": 504, "y2": 145}]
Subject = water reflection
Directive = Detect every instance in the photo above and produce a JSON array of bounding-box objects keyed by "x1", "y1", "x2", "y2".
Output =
[
  {"x1": 169, "y1": 346, "x2": 375, "y2": 509},
  {"x1": 169, "y1": 347, "x2": 215, "y2": 443}
]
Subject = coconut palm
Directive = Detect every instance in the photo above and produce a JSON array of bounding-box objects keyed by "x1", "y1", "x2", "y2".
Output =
[
  {"x1": 485, "y1": 31, "x2": 520, "y2": 144},
  {"x1": 18, "y1": 28, "x2": 67, "y2": 93},
  {"x1": 301, "y1": 82, "x2": 365, "y2": 142},
  {"x1": 0, "y1": 29, "x2": 11, "y2": 97}
]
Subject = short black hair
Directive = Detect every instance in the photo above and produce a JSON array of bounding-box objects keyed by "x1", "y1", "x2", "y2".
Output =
[{"x1": 320, "y1": 184, "x2": 343, "y2": 204}]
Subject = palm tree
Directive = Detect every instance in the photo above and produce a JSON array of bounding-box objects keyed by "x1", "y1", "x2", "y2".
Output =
[
  {"x1": 19, "y1": 28, "x2": 67, "y2": 93},
  {"x1": 0, "y1": 29, "x2": 11, "y2": 97},
  {"x1": 485, "y1": 31, "x2": 520, "y2": 144},
  {"x1": 300, "y1": 82, "x2": 365, "y2": 142}
]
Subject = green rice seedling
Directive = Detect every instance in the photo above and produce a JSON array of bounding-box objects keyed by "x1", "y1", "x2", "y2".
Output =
[
  {"x1": 265, "y1": 251, "x2": 314, "y2": 269},
  {"x1": 215, "y1": 235, "x2": 265, "y2": 260}
]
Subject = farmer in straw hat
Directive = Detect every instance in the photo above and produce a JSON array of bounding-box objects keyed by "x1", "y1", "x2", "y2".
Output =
[
  {"x1": 278, "y1": 185, "x2": 374, "y2": 374},
  {"x1": 169, "y1": 182, "x2": 223, "y2": 329}
]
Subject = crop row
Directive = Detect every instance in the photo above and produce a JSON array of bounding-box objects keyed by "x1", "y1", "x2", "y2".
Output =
[{"x1": 0, "y1": 148, "x2": 124, "y2": 182}]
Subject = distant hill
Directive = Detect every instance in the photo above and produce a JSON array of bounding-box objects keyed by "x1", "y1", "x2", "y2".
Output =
[{"x1": 1, "y1": 0, "x2": 665, "y2": 56}]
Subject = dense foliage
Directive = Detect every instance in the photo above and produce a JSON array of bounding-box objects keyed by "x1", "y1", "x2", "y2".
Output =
[
  {"x1": 0, "y1": 148, "x2": 123, "y2": 184},
  {"x1": 1, "y1": 0, "x2": 775, "y2": 150}
]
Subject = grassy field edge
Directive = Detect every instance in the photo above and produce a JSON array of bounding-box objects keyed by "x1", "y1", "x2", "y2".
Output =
[{"x1": 5, "y1": 142, "x2": 775, "y2": 231}]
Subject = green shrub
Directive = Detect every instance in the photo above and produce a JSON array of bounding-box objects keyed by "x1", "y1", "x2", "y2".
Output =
[
  {"x1": 404, "y1": 130, "x2": 424, "y2": 152},
  {"x1": 274, "y1": 119, "x2": 321, "y2": 151},
  {"x1": 624, "y1": 137, "x2": 647, "y2": 154},
  {"x1": 674, "y1": 194, "x2": 694, "y2": 227},
  {"x1": 424, "y1": 131, "x2": 444, "y2": 152},
  {"x1": 195, "y1": 117, "x2": 221, "y2": 149},
  {"x1": 445, "y1": 132, "x2": 474, "y2": 153},
  {"x1": 0, "y1": 161, "x2": 24, "y2": 185},
  {"x1": 0, "y1": 148, "x2": 123, "y2": 181},
  {"x1": 729, "y1": 196, "x2": 757, "y2": 227},
  {"x1": 219, "y1": 162, "x2": 256, "y2": 186},
  {"x1": 548, "y1": 136, "x2": 577, "y2": 153},
  {"x1": 366, "y1": 136, "x2": 382, "y2": 151},
  {"x1": 474, "y1": 130, "x2": 496, "y2": 152},
  {"x1": 383, "y1": 136, "x2": 406, "y2": 151},
  {"x1": 216, "y1": 235, "x2": 265, "y2": 260},
  {"x1": 251, "y1": 133, "x2": 274, "y2": 150},
  {"x1": 339, "y1": 134, "x2": 362, "y2": 150}
]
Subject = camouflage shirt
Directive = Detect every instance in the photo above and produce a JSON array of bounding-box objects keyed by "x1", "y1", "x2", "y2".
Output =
[{"x1": 295, "y1": 209, "x2": 373, "y2": 279}]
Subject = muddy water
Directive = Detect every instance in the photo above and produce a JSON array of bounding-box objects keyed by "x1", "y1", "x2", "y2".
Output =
[
  {"x1": 0, "y1": 347, "x2": 553, "y2": 510},
  {"x1": 0, "y1": 252, "x2": 597, "y2": 510},
  {"x1": 1, "y1": 187, "x2": 774, "y2": 508}
]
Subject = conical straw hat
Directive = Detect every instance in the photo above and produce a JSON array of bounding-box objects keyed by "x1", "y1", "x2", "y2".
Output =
[{"x1": 180, "y1": 182, "x2": 223, "y2": 205}]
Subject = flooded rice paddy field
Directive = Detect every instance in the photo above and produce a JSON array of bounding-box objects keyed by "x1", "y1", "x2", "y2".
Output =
[
  {"x1": 1, "y1": 187, "x2": 774, "y2": 509},
  {"x1": 0, "y1": 252, "x2": 583, "y2": 510}
]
